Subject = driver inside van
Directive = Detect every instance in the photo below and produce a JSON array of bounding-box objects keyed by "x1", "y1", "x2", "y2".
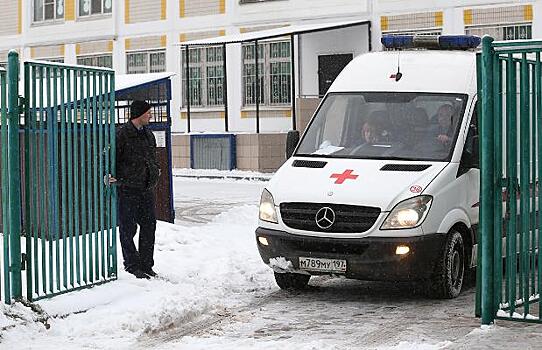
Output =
[{"x1": 361, "y1": 119, "x2": 383, "y2": 144}]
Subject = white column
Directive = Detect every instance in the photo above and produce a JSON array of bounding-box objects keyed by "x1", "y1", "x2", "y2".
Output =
[
  {"x1": 65, "y1": 43, "x2": 77, "y2": 65},
  {"x1": 533, "y1": 0, "x2": 542, "y2": 39},
  {"x1": 442, "y1": 7, "x2": 464, "y2": 35}
]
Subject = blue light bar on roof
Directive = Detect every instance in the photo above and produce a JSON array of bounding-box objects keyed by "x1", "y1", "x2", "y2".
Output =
[{"x1": 381, "y1": 35, "x2": 481, "y2": 50}]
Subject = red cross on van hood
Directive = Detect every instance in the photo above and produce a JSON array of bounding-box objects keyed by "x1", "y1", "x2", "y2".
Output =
[{"x1": 268, "y1": 158, "x2": 448, "y2": 212}]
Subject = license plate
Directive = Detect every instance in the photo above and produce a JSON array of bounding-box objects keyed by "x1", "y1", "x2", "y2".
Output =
[{"x1": 299, "y1": 257, "x2": 347, "y2": 273}]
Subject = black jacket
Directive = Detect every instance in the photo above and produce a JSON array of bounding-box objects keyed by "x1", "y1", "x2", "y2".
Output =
[{"x1": 116, "y1": 121, "x2": 160, "y2": 192}]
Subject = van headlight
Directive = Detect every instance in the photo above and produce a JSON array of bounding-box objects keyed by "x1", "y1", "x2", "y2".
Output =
[
  {"x1": 259, "y1": 189, "x2": 278, "y2": 223},
  {"x1": 381, "y1": 196, "x2": 432, "y2": 230}
]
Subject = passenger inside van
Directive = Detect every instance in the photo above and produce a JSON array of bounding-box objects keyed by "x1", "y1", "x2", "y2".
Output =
[{"x1": 429, "y1": 104, "x2": 455, "y2": 146}]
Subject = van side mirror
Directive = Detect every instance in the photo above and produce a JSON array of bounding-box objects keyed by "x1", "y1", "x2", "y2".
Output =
[
  {"x1": 464, "y1": 135, "x2": 479, "y2": 169},
  {"x1": 471, "y1": 135, "x2": 479, "y2": 167},
  {"x1": 286, "y1": 130, "x2": 300, "y2": 159}
]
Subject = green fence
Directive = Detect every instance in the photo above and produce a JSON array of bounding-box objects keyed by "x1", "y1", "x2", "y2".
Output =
[
  {"x1": 1, "y1": 51, "x2": 117, "y2": 304},
  {"x1": 479, "y1": 37, "x2": 542, "y2": 325}
]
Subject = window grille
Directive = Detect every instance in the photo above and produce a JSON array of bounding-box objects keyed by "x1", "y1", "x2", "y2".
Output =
[
  {"x1": 242, "y1": 40, "x2": 291, "y2": 106},
  {"x1": 181, "y1": 46, "x2": 224, "y2": 108},
  {"x1": 77, "y1": 54, "x2": 113, "y2": 68},
  {"x1": 126, "y1": 50, "x2": 166, "y2": 74}
]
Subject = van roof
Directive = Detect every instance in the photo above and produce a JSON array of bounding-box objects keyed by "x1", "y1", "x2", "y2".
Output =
[{"x1": 329, "y1": 50, "x2": 477, "y2": 96}]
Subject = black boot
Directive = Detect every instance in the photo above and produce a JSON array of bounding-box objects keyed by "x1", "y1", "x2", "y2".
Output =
[{"x1": 127, "y1": 269, "x2": 150, "y2": 279}]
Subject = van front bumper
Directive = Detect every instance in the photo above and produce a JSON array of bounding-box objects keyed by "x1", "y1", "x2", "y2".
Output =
[{"x1": 255, "y1": 227, "x2": 447, "y2": 281}]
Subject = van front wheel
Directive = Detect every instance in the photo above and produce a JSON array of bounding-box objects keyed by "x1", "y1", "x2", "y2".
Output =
[
  {"x1": 430, "y1": 230, "x2": 465, "y2": 299},
  {"x1": 274, "y1": 272, "x2": 310, "y2": 290}
]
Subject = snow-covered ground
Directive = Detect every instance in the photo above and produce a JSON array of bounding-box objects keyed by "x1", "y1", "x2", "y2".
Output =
[{"x1": 1, "y1": 175, "x2": 542, "y2": 349}]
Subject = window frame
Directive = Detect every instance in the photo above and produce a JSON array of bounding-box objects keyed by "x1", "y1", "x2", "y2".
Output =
[
  {"x1": 32, "y1": 0, "x2": 65, "y2": 24},
  {"x1": 77, "y1": 0, "x2": 113, "y2": 19},
  {"x1": 126, "y1": 49, "x2": 166, "y2": 75},
  {"x1": 465, "y1": 22, "x2": 532, "y2": 41},
  {"x1": 76, "y1": 53, "x2": 113, "y2": 69},
  {"x1": 241, "y1": 39, "x2": 292, "y2": 107},
  {"x1": 181, "y1": 46, "x2": 225, "y2": 108}
]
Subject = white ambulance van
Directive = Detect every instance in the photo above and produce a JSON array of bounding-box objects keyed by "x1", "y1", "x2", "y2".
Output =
[{"x1": 256, "y1": 35, "x2": 482, "y2": 298}]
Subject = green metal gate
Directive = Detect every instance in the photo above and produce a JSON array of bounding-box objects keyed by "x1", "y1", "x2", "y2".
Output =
[
  {"x1": 479, "y1": 37, "x2": 542, "y2": 324},
  {"x1": 1, "y1": 51, "x2": 117, "y2": 304}
]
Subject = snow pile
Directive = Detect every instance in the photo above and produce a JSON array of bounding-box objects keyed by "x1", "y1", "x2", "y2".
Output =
[
  {"x1": 173, "y1": 168, "x2": 272, "y2": 181},
  {"x1": 0, "y1": 204, "x2": 275, "y2": 349},
  {"x1": 378, "y1": 341, "x2": 452, "y2": 350}
]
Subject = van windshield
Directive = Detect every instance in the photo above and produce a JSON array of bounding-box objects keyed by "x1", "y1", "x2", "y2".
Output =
[{"x1": 295, "y1": 92, "x2": 468, "y2": 161}]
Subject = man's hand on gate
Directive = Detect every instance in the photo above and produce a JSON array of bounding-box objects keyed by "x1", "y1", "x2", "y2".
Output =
[{"x1": 105, "y1": 174, "x2": 117, "y2": 186}]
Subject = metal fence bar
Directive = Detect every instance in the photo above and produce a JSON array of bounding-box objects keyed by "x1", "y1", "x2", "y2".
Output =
[
  {"x1": 52, "y1": 67, "x2": 61, "y2": 293},
  {"x1": 104, "y1": 74, "x2": 111, "y2": 278},
  {"x1": 39, "y1": 66, "x2": 47, "y2": 296},
  {"x1": 23, "y1": 63, "x2": 33, "y2": 300},
  {"x1": 7, "y1": 51, "x2": 22, "y2": 300},
  {"x1": 1, "y1": 68, "x2": 9, "y2": 303},
  {"x1": 92, "y1": 72, "x2": 99, "y2": 280},
  {"x1": 85, "y1": 72, "x2": 94, "y2": 282},
  {"x1": 493, "y1": 54, "x2": 503, "y2": 311},
  {"x1": 46, "y1": 67, "x2": 54, "y2": 294},
  {"x1": 475, "y1": 53, "x2": 482, "y2": 318},
  {"x1": 59, "y1": 67, "x2": 67, "y2": 290},
  {"x1": 66, "y1": 69, "x2": 75, "y2": 288},
  {"x1": 506, "y1": 54, "x2": 518, "y2": 317},
  {"x1": 78, "y1": 69, "x2": 86, "y2": 285},
  {"x1": 480, "y1": 35, "x2": 496, "y2": 325},
  {"x1": 98, "y1": 72, "x2": 105, "y2": 280},
  {"x1": 30, "y1": 65, "x2": 39, "y2": 297},
  {"x1": 72, "y1": 68, "x2": 81, "y2": 287},
  {"x1": 109, "y1": 74, "x2": 117, "y2": 277},
  {"x1": 527, "y1": 63, "x2": 538, "y2": 306},
  {"x1": 519, "y1": 54, "x2": 530, "y2": 315}
]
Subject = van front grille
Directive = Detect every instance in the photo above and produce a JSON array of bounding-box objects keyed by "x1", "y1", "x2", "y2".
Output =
[{"x1": 280, "y1": 203, "x2": 381, "y2": 233}]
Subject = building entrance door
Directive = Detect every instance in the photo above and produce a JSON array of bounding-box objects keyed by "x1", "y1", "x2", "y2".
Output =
[{"x1": 318, "y1": 54, "x2": 353, "y2": 97}]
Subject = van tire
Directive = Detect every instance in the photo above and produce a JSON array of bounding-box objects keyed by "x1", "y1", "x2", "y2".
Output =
[
  {"x1": 430, "y1": 230, "x2": 465, "y2": 299},
  {"x1": 274, "y1": 272, "x2": 310, "y2": 290}
]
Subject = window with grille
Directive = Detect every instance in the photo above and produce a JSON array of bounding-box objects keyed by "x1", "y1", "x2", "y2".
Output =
[
  {"x1": 78, "y1": 0, "x2": 113, "y2": 17},
  {"x1": 33, "y1": 0, "x2": 65, "y2": 23},
  {"x1": 242, "y1": 40, "x2": 291, "y2": 106},
  {"x1": 77, "y1": 54, "x2": 113, "y2": 68},
  {"x1": 126, "y1": 50, "x2": 166, "y2": 74},
  {"x1": 181, "y1": 46, "x2": 224, "y2": 108},
  {"x1": 464, "y1": 5, "x2": 533, "y2": 41},
  {"x1": 465, "y1": 24, "x2": 531, "y2": 41}
]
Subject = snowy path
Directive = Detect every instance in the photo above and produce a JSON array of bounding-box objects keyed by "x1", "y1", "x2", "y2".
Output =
[
  {"x1": 1, "y1": 176, "x2": 542, "y2": 349},
  {"x1": 173, "y1": 177, "x2": 264, "y2": 225}
]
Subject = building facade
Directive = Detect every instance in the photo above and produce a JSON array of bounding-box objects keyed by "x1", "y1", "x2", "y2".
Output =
[{"x1": 0, "y1": 0, "x2": 539, "y2": 136}]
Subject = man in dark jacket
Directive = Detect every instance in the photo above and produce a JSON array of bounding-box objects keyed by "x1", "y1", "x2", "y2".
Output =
[{"x1": 111, "y1": 100, "x2": 160, "y2": 279}]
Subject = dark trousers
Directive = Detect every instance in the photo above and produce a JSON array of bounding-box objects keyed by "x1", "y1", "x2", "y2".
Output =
[{"x1": 118, "y1": 189, "x2": 156, "y2": 272}]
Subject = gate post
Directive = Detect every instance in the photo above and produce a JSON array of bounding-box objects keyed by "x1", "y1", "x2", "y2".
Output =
[
  {"x1": 480, "y1": 36, "x2": 496, "y2": 325},
  {"x1": 6, "y1": 50, "x2": 22, "y2": 300}
]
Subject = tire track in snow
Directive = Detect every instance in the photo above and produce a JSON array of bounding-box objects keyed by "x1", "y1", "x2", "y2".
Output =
[{"x1": 136, "y1": 290, "x2": 283, "y2": 347}]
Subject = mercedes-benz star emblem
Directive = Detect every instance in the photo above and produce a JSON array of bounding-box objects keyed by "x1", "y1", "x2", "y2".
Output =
[{"x1": 315, "y1": 207, "x2": 336, "y2": 229}]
